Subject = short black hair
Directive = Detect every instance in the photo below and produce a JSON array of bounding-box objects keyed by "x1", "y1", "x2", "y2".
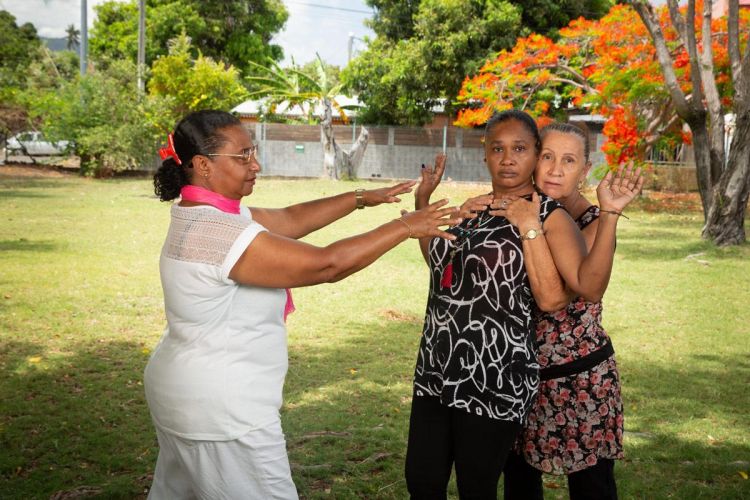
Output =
[
  {"x1": 153, "y1": 110, "x2": 242, "y2": 201},
  {"x1": 484, "y1": 110, "x2": 541, "y2": 154}
]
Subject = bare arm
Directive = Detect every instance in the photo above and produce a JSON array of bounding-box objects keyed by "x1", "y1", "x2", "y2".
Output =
[
  {"x1": 415, "y1": 155, "x2": 446, "y2": 262},
  {"x1": 557, "y1": 163, "x2": 644, "y2": 300},
  {"x1": 229, "y1": 199, "x2": 462, "y2": 288},
  {"x1": 501, "y1": 202, "x2": 618, "y2": 303},
  {"x1": 250, "y1": 181, "x2": 416, "y2": 239},
  {"x1": 501, "y1": 166, "x2": 643, "y2": 303},
  {"x1": 499, "y1": 193, "x2": 576, "y2": 311}
]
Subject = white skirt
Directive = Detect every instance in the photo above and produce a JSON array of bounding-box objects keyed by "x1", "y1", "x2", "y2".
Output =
[{"x1": 148, "y1": 417, "x2": 298, "y2": 499}]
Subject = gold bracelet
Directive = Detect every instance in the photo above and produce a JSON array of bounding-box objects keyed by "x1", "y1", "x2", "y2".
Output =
[
  {"x1": 394, "y1": 217, "x2": 413, "y2": 238},
  {"x1": 354, "y1": 188, "x2": 365, "y2": 209}
]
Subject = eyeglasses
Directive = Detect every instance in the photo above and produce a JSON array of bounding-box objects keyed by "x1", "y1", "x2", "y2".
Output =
[{"x1": 205, "y1": 145, "x2": 258, "y2": 163}]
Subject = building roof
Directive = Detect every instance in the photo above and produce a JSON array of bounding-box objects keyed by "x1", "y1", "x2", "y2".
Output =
[
  {"x1": 232, "y1": 96, "x2": 362, "y2": 120},
  {"x1": 568, "y1": 114, "x2": 606, "y2": 123}
]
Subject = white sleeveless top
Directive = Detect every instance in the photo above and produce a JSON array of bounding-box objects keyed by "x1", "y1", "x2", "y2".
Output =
[{"x1": 144, "y1": 204, "x2": 288, "y2": 440}]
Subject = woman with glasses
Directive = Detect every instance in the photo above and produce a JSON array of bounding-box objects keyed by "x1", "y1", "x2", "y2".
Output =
[{"x1": 144, "y1": 110, "x2": 461, "y2": 499}]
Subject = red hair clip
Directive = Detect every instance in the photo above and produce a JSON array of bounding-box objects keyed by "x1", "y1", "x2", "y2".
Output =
[{"x1": 158, "y1": 133, "x2": 182, "y2": 165}]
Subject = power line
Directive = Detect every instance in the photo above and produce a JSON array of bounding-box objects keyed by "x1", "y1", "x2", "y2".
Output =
[{"x1": 285, "y1": 1, "x2": 373, "y2": 16}]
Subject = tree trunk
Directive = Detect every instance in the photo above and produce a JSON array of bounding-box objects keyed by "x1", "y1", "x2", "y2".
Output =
[
  {"x1": 343, "y1": 126, "x2": 369, "y2": 179},
  {"x1": 320, "y1": 98, "x2": 370, "y2": 179},
  {"x1": 687, "y1": 119, "x2": 712, "y2": 220},
  {"x1": 702, "y1": 112, "x2": 750, "y2": 245}
]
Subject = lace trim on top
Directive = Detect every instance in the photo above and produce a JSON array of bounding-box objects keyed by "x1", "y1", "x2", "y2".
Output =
[{"x1": 163, "y1": 205, "x2": 253, "y2": 266}]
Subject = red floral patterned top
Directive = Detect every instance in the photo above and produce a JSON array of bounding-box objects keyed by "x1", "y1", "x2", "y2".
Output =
[{"x1": 516, "y1": 206, "x2": 624, "y2": 474}]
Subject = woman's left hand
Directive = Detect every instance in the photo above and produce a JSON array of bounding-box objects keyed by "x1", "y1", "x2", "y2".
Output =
[
  {"x1": 597, "y1": 162, "x2": 644, "y2": 213},
  {"x1": 362, "y1": 180, "x2": 418, "y2": 207},
  {"x1": 491, "y1": 193, "x2": 542, "y2": 233}
]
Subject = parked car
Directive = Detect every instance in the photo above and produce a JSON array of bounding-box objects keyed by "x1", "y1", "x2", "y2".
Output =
[{"x1": 5, "y1": 131, "x2": 70, "y2": 156}]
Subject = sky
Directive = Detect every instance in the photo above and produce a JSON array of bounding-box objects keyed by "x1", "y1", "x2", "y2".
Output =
[{"x1": 0, "y1": 0, "x2": 375, "y2": 67}]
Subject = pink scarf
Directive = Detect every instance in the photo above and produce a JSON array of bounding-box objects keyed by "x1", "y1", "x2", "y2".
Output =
[{"x1": 180, "y1": 185, "x2": 296, "y2": 321}]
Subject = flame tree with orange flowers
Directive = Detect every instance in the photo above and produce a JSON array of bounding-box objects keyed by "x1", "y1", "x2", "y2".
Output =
[{"x1": 455, "y1": 1, "x2": 750, "y2": 245}]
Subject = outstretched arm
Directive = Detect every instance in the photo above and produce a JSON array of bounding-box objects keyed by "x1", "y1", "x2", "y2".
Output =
[
  {"x1": 250, "y1": 181, "x2": 417, "y2": 239},
  {"x1": 499, "y1": 193, "x2": 575, "y2": 311},
  {"x1": 229, "y1": 199, "x2": 462, "y2": 288}
]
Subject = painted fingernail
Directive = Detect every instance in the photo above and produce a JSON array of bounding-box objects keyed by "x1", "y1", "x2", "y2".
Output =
[{"x1": 421, "y1": 164, "x2": 426, "y2": 169}]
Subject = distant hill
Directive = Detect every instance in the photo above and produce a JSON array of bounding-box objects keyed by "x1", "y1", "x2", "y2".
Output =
[{"x1": 41, "y1": 37, "x2": 74, "y2": 52}]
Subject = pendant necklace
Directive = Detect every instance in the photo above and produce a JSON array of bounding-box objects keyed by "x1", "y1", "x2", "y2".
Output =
[{"x1": 440, "y1": 209, "x2": 490, "y2": 289}]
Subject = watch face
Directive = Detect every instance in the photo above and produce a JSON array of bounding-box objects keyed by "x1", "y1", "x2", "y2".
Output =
[{"x1": 524, "y1": 229, "x2": 539, "y2": 240}]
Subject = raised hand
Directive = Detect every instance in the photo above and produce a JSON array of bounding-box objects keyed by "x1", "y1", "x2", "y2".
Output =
[
  {"x1": 415, "y1": 153, "x2": 447, "y2": 205},
  {"x1": 399, "y1": 198, "x2": 462, "y2": 240},
  {"x1": 597, "y1": 162, "x2": 644, "y2": 213},
  {"x1": 491, "y1": 193, "x2": 542, "y2": 233},
  {"x1": 362, "y1": 180, "x2": 418, "y2": 207}
]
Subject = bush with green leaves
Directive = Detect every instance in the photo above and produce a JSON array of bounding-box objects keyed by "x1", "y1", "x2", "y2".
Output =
[{"x1": 27, "y1": 59, "x2": 170, "y2": 176}]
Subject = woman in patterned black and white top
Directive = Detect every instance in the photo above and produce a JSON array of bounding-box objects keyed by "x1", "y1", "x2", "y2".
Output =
[{"x1": 404, "y1": 110, "x2": 638, "y2": 500}]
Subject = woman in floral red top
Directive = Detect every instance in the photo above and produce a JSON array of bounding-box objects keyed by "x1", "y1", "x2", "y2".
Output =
[{"x1": 503, "y1": 123, "x2": 643, "y2": 499}]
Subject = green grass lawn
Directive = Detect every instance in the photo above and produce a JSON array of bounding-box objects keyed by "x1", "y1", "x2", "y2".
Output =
[{"x1": 1, "y1": 168, "x2": 749, "y2": 499}]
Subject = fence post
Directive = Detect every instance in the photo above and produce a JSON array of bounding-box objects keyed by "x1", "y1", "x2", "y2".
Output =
[
  {"x1": 442, "y1": 125, "x2": 447, "y2": 154},
  {"x1": 260, "y1": 122, "x2": 266, "y2": 170}
]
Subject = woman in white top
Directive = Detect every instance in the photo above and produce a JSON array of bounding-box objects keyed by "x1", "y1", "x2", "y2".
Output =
[{"x1": 145, "y1": 110, "x2": 461, "y2": 499}]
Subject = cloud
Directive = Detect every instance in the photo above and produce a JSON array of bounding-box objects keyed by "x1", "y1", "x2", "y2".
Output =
[
  {"x1": 273, "y1": 0, "x2": 374, "y2": 67},
  {"x1": 1, "y1": 0, "x2": 117, "y2": 38},
  {"x1": 1, "y1": 0, "x2": 375, "y2": 66}
]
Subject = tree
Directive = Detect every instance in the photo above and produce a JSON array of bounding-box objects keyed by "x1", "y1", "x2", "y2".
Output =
[
  {"x1": 455, "y1": 2, "x2": 749, "y2": 245},
  {"x1": 343, "y1": 0, "x2": 613, "y2": 125},
  {"x1": 65, "y1": 24, "x2": 80, "y2": 51},
  {"x1": 0, "y1": 10, "x2": 43, "y2": 136},
  {"x1": 248, "y1": 57, "x2": 369, "y2": 179},
  {"x1": 149, "y1": 32, "x2": 249, "y2": 119},
  {"x1": 366, "y1": 0, "x2": 421, "y2": 40},
  {"x1": 629, "y1": 0, "x2": 750, "y2": 244},
  {"x1": 89, "y1": 0, "x2": 287, "y2": 74},
  {"x1": 26, "y1": 59, "x2": 170, "y2": 176}
]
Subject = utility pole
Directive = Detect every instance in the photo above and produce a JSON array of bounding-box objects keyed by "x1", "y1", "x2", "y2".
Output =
[
  {"x1": 79, "y1": 0, "x2": 88, "y2": 75},
  {"x1": 137, "y1": 0, "x2": 145, "y2": 92}
]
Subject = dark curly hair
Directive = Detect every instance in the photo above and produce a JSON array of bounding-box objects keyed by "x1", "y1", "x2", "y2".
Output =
[
  {"x1": 153, "y1": 110, "x2": 242, "y2": 201},
  {"x1": 484, "y1": 109, "x2": 542, "y2": 155}
]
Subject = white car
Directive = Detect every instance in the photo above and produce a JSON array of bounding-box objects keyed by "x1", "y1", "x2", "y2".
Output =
[{"x1": 5, "y1": 131, "x2": 70, "y2": 156}]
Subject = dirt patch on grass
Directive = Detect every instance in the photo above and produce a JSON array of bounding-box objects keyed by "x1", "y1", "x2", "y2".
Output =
[{"x1": 0, "y1": 163, "x2": 76, "y2": 178}]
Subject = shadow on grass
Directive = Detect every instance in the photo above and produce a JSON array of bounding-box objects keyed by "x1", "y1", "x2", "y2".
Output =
[
  {"x1": 617, "y1": 351, "x2": 750, "y2": 498},
  {"x1": 283, "y1": 318, "x2": 750, "y2": 499},
  {"x1": 0, "y1": 339, "x2": 155, "y2": 499},
  {"x1": 0, "y1": 190, "x2": 56, "y2": 199},
  {"x1": 2, "y1": 316, "x2": 748, "y2": 500},
  {"x1": 0, "y1": 180, "x2": 77, "y2": 191},
  {"x1": 0, "y1": 239, "x2": 59, "y2": 253}
]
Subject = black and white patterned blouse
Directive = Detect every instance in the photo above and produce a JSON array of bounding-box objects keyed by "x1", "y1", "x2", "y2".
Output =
[{"x1": 413, "y1": 193, "x2": 561, "y2": 423}]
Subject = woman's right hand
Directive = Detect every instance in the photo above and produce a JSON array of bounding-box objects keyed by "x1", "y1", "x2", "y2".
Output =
[
  {"x1": 415, "y1": 153, "x2": 447, "y2": 206},
  {"x1": 458, "y1": 194, "x2": 493, "y2": 219},
  {"x1": 399, "y1": 198, "x2": 461, "y2": 240}
]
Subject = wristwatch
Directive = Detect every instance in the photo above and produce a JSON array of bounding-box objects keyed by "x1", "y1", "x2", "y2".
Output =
[
  {"x1": 355, "y1": 189, "x2": 365, "y2": 209},
  {"x1": 520, "y1": 227, "x2": 545, "y2": 240}
]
